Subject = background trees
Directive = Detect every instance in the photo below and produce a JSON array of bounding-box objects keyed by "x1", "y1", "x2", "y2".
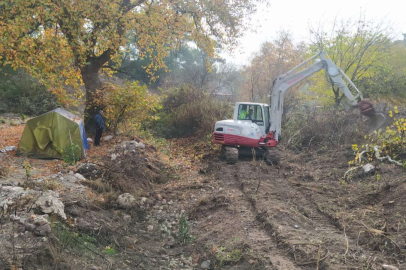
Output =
[
  {"x1": 0, "y1": 0, "x2": 259, "y2": 127},
  {"x1": 240, "y1": 32, "x2": 305, "y2": 107},
  {"x1": 308, "y1": 16, "x2": 394, "y2": 107}
]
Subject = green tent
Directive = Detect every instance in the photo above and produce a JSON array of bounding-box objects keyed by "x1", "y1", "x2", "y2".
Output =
[{"x1": 17, "y1": 108, "x2": 89, "y2": 159}]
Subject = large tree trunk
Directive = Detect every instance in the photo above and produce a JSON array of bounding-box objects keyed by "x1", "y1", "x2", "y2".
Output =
[{"x1": 81, "y1": 66, "x2": 103, "y2": 134}]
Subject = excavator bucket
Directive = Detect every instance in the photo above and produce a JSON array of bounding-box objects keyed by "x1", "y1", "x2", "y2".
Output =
[{"x1": 357, "y1": 100, "x2": 386, "y2": 131}]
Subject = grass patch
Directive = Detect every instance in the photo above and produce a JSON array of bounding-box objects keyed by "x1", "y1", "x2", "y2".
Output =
[{"x1": 178, "y1": 214, "x2": 194, "y2": 245}]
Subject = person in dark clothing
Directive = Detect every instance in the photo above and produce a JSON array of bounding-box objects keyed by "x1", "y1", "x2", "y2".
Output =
[{"x1": 94, "y1": 110, "x2": 105, "y2": 146}]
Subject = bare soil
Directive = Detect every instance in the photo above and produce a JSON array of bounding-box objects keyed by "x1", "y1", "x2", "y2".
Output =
[{"x1": 1, "y1": 120, "x2": 405, "y2": 269}]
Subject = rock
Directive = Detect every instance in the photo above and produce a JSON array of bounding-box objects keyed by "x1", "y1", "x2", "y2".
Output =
[
  {"x1": 127, "y1": 141, "x2": 139, "y2": 150},
  {"x1": 140, "y1": 197, "x2": 148, "y2": 205},
  {"x1": 34, "y1": 191, "x2": 67, "y2": 220},
  {"x1": 24, "y1": 223, "x2": 36, "y2": 232},
  {"x1": 158, "y1": 248, "x2": 168, "y2": 255},
  {"x1": 137, "y1": 142, "x2": 146, "y2": 149},
  {"x1": 10, "y1": 214, "x2": 20, "y2": 222},
  {"x1": 123, "y1": 215, "x2": 132, "y2": 222},
  {"x1": 87, "y1": 138, "x2": 93, "y2": 143},
  {"x1": 34, "y1": 223, "x2": 51, "y2": 236},
  {"x1": 164, "y1": 237, "x2": 176, "y2": 248},
  {"x1": 294, "y1": 225, "x2": 299, "y2": 229},
  {"x1": 103, "y1": 135, "x2": 114, "y2": 141},
  {"x1": 201, "y1": 260, "x2": 211, "y2": 269},
  {"x1": 76, "y1": 218, "x2": 92, "y2": 230},
  {"x1": 382, "y1": 265, "x2": 399, "y2": 270},
  {"x1": 123, "y1": 236, "x2": 138, "y2": 246},
  {"x1": 62, "y1": 174, "x2": 77, "y2": 182},
  {"x1": 362, "y1": 163, "x2": 375, "y2": 173},
  {"x1": 0, "y1": 186, "x2": 26, "y2": 211},
  {"x1": 0, "y1": 145, "x2": 16, "y2": 153},
  {"x1": 117, "y1": 193, "x2": 136, "y2": 208},
  {"x1": 31, "y1": 215, "x2": 49, "y2": 226},
  {"x1": 74, "y1": 173, "x2": 86, "y2": 181}
]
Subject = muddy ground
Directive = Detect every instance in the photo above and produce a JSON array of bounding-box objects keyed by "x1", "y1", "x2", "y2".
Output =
[{"x1": 1, "y1": 119, "x2": 405, "y2": 270}]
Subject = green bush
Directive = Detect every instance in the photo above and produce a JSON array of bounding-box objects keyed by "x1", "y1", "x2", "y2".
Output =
[
  {"x1": 62, "y1": 143, "x2": 81, "y2": 165},
  {"x1": 0, "y1": 66, "x2": 60, "y2": 115},
  {"x1": 178, "y1": 214, "x2": 193, "y2": 245},
  {"x1": 150, "y1": 85, "x2": 232, "y2": 138}
]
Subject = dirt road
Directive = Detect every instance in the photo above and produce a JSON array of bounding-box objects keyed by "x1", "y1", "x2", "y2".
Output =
[{"x1": 172, "y1": 150, "x2": 405, "y2": 269}]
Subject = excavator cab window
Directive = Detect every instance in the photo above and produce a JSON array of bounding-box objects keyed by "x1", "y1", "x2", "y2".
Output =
[
  {"x1": 264, "y1": 105, "x2": 270, "y2": 132},
  {"x1": 237, "y1": 104, "x2": 264, "y2": 126}
]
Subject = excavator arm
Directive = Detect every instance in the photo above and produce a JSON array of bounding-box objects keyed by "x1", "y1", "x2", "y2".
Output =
[{"x1": 269, "y1": 51, "x2": 382, "y2": 141}]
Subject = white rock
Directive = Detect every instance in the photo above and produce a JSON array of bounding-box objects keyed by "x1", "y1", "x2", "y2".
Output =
[
  {"x1": 127, "y1": 141, "x2": 139, "y2": 150},
  {"x1": 10, "y1": 215, "x2": 20, "y2": 222},
  {"x1": 74, "y1": 173, "x2": 86, "y2": 181},
  {"x1": 0, "y1": 146, "x2": 16, "y2": 153},
  {"x1": 34, "y1": 191, "x2": 66, "y2": 220},
  {"x1": 137, "y1": 142, "x2": 146, "y2": 149},
  {"x1": 0, "y1": 186, "x2": 26, "y2": 211},
  {"x1": 382, "y1": 265, "x2": 399, "y2": 270},
  {"x1": 31, "y1": 215, "x2": 50, "y2": 225},
  {"x1": 140, "y1": 197, "x2": 148, "y2": 205},
  {"x1": 362, "y1": 164, "x2": 375, "y2": 173},
  {"x1": 87, "y1": 138, "x2": 93, "y2": 143},
  {"x1": 117, "y1": 193, "x2": 136, "y2": 208},
  {"x1": 103, "y1": 135, "x2": 114, "y2": 141}
]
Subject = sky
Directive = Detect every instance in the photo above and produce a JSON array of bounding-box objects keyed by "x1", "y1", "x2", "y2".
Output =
[{"x1": 222, "y1": 0, "x2": 406, "y2": 66}]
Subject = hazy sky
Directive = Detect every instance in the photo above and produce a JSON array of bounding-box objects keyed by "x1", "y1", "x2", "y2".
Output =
[{"x1": 223, "y1": 0, "x2": 406, "y2": 66}]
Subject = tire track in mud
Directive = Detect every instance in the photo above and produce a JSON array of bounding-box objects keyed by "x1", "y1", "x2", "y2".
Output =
[
  {"x1": 223, "y1": 161, "x2": 373, "y2": 269},
  {"x1": 217, "y1": 162, "x2": 303, "y2": 270}
]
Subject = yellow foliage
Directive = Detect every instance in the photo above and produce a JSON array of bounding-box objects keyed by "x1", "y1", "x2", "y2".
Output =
[
  {"x1": 0, "y1": 0, "x2": 257, "y2": 106},
  {"x1": 91, "y1": 81, "x2": 161, "y2": 132},
  {"x1": 354, "y1": 107, "x2": 406, "y2": 164}
]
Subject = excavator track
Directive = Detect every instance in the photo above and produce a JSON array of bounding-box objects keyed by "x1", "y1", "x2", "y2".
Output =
[
  {"x1": 256, "y1": 147, "x2": 279, "y2": 165},
  {"x1": 222, "y1": 146, "x2": 238, "y2": 164}
]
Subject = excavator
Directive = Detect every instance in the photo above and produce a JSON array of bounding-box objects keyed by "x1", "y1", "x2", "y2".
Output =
[{"x1": 212, "y1": 51, "x2": 385, "y2": 164}]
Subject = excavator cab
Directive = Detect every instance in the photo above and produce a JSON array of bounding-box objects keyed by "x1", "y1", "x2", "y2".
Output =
[{"x1": 235, "y1": 103, "x2": 270, "y2": 136}]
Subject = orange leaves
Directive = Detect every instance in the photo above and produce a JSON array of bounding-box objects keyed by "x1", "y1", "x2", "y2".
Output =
[{"x1": 0, "y1": 124, "x2": 24, "y2": 149}]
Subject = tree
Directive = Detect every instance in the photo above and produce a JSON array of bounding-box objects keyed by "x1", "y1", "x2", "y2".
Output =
[
  {"x1": 240, "y1": 31, "x2": 305, "y2": 105},
  {"x1": 359, "y1": 41, "x2": 406, "y2": 103},
  {"x1": 0, "y1": 0, "x2": 260, "y2": 128},
  {"x1": 308, "y1": 16, "x2": 393, "y2": 107}
]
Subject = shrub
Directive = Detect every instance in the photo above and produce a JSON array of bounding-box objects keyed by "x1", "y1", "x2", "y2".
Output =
[
  {"x1": 91, "y1": 81, "x2": 161, "y2": 132},
  {"x1": 0, "y1": 66, "x2": 60, "y2": 115},
  {"x1": 352, "y1": 106, "x2": 406, "y2": 164},
  {"x1": 151, "y1": 85, "x2": 233, "y2": 138},
  {"x1": 178, "y1": 214, "x2": 193, "y2": 245},
  {"x1": 283, "y1": 107, "x2": 367, "y2": 151},
  {"x1": 62, "y1": 143, "x2": 81, "y2": 165}
]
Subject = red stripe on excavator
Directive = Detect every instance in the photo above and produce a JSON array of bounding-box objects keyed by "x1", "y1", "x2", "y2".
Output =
[{"x1": 213, "y1": 133, "x2": 261, "y2": 147}]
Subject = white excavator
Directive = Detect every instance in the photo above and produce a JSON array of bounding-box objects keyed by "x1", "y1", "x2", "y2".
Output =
[{"x1": 212, "y1": 51, "x2": 385, "y2": 164}]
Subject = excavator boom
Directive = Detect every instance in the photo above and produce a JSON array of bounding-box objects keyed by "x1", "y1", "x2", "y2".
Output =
[{"x1": 269, "y1": 51, "x2": 384, "y2": 141}]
